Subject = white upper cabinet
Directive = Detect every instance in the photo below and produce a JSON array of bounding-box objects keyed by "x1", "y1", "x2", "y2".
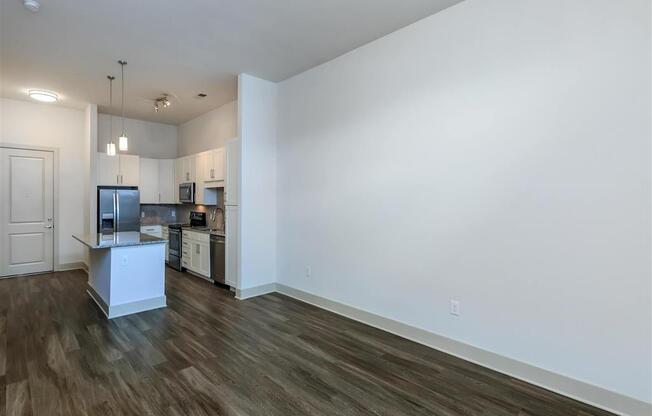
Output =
[
  {"x1": 197, "y1": 149, "x2": 225, "y2": 183},
  {"x1": 225, "y1": 139, "x2": 239, "y2": 206},
  {"x1": 97, "y1": 153, "x2": 140, "y2": 186},
  {"x1": 158, "y1": 159, "x2": 176, "y2": 204},
  {"x1": 120, "y1": 154, "x2": 140, "y2": 186},
  {"x1": 97, "y1": 152, "x2": 120, "y2": 186},
  {"x1": 139, "y1": 158, "x2": 159, "y2": 203},
  {"x1": 177, "y1": 155, "x2": 196, "y2": 183},
  {"x1": 126, "y1": 145, "x2": 235, "y2": 206},
  {"x1": 140, "y1": 158, "x2": 176, "y2": 204},
  {"x1": 196, "y1": 151, "x2": 212, "y2": 183},
  {"x1": 209, "y1": 148, "x2": 225, "y2": 182}
]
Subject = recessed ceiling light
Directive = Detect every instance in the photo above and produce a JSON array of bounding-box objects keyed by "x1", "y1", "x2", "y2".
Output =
[{"x1": 28, "y1": 89, "x2": 58, "y2": 103}]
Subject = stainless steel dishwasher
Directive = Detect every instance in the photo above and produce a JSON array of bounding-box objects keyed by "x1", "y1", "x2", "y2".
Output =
[{"x1": 210, "y1": 234, "x2": 226, "y2": 284}]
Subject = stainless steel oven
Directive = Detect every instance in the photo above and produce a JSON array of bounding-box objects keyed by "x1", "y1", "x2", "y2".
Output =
[{"x1": 178, "y1": 182, "x2": 195, "y2": 204}]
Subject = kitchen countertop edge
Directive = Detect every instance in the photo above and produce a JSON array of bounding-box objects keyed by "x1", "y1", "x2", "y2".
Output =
[{"x1": 73, "y1": 232, "x2": 167, "y2": 250}]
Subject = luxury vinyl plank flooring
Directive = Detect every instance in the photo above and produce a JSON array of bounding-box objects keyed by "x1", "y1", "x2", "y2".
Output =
[{"x1": 0, "y1": 269, "x2": 614, "y2": 416}]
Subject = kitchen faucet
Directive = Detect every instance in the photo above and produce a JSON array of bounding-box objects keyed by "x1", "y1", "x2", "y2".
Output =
[{"x1": 210, "y1": 206, "x2": 224, "y2": 223}]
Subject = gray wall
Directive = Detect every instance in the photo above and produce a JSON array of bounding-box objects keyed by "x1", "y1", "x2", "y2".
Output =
[
  {"x1": 98, "y1": 114, "x2": 178, "y2": 159},
  {"x1": 177, "y1": 100, "x2": 237, "y2": 157}
]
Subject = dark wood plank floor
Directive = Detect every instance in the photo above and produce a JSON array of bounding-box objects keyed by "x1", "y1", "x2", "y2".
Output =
[{"x1": 0, "y1": 268, "x2": 614, "y2": 416}]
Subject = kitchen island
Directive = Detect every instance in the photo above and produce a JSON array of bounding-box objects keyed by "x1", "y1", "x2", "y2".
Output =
[{"x1": 73, "y1": 231, "x2": 167, "y2": 319}]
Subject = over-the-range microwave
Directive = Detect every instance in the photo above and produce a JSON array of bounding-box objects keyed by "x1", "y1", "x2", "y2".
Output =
[{"x1": 179, "y1": 182, "x2": 195, "y2": 204}]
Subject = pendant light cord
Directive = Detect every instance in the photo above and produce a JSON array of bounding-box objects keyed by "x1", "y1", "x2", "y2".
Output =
[
  {"x1": 121, "y1": 63, "x2": 124, "y2": 135},
  {"x1": 119, "y1": 60, "x2": 127, "y2": 137},
  {"x1": 107, "y1": 75, "x2": 115, "y2": 147}
]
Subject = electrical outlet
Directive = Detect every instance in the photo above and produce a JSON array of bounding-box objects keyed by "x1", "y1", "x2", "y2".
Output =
[
  {"x1": 121, "y1": 256, "x2": 128, "y2": 266},
  {"x1": 450, "y1": 299, "x2": 461, "y2": 316},
  {"x1": 171, "y1": 211, "x2": 176, "y2": 218},
  {"x1": 305, "y1": 266, "x2": 311, "y2": 278},
  {"x1": 141, "y1": 211, "x2": 145, "y2": 218}
]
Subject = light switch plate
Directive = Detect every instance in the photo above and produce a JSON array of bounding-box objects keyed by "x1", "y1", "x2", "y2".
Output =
[{"x1": 450, "y1": 300, "x2": 460, "y2": 316}]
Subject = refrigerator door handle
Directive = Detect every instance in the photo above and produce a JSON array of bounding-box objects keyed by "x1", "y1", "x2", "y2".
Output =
[
  {"x1": 111, "y1": 191, "x2": 117, "y2": 233},
  {"x1": 115, "y1": 191, "x2": 120, "y2": 232}
]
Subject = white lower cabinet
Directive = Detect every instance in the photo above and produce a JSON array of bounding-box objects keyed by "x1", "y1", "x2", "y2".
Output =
[
  {"x1": 140, "y1": 225, "x2": 163, "y2": 238},
  {"x1": 225, "y1": 205, "x2": 238, "y2": 287},
  {"x1": 182, "y1": 230, "x2": 210, "y2": 279}
]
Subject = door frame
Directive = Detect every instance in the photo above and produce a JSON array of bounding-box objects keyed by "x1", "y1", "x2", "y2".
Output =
[{"x1": 0, "y1": 142, "x2": 61, "y2": 276}]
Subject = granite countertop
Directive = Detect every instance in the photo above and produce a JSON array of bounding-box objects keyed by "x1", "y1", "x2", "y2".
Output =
[{"x1": 73, "y1": 232, "x2": 167, "y2": 249}]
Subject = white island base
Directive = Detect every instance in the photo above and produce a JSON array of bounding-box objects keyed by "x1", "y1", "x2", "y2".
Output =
[{"x1": 74, "y1": 232, "x2": 167, "y2": 319}]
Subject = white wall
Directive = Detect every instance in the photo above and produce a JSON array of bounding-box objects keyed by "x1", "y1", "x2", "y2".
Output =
[
  {"x1": 83, "y1": 104, "x2": 98, "y2": 265},
  {"x1": 98, "y1": 114, "x2": 177, "y2": 158},
  {"x1": 178, "y1": 100, "x2": 237, "y2": 157},
  {"x1": 238, "y1": 75, "x2": 277, "y2": 290},
  {"x1": 1, "y1": 98, "x2": 88, "y2": 266},
  {"x1": 276, "y1": 0, "x2": 651, "y2": 406}
]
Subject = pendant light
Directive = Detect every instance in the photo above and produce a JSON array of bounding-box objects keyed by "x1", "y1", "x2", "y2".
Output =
[
  {"x1": 118, "y1": 60, "x2": 129, "y2": 151},
  {"x1": 106, "y1": 75, "x2": 116, "y2": 156}
]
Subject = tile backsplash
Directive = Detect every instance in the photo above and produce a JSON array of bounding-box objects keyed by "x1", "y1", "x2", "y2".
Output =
[
  {"x1": 141, "y1": 190, "x2": 225, "y2": 230},
  {"x1": 140, "y1": 204, "x2": 178, "y2": 225}
]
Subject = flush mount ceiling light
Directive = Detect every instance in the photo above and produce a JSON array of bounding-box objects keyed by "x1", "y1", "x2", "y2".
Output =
[
  {"x1": 23, "y1": 0, "x2": 40, "y2": 12},
  {"x1": 118, "y1": 60, "x2": 129, "y2": 151},
  {"x1": 28, "y1": 89, "x2": 58, "y2": 103}
]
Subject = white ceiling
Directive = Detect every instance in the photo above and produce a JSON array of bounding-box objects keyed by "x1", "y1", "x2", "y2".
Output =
[{"x1": 1, "y1": 0, "x2": 464, "y2": 124}]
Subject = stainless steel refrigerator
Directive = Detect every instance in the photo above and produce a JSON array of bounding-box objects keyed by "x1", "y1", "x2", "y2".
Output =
[{"x1": 97, "y1": 186, "x2": 140, "y2": 233}]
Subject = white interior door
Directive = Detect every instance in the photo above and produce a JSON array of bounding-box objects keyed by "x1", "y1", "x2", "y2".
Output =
[{"x1": 0, "y1": 147, "x2": 54, "y2": 277}]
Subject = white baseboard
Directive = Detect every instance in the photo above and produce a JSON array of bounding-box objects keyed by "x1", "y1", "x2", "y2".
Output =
[
  {"x1": 235, "y1": 282, "x2": 276, "y2": 300},
  {"x1": 275, "y1": 283, "x2": 651, "y2": 416},
  {"x1": 87, "y1": 286, "x2": 166, "y2": 319},
  {"x1": 55, "y1": 261, "x2": 86, "y2": 272}
]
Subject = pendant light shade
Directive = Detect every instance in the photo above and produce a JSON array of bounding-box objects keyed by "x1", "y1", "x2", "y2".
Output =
[
  {"x1": 118, "y1": 60, "x2": 129, "y2": 151},
  {"x1": 118, "y1": 135, "x2": 128, "y2": 151},
  {"x1": 107, "y1": 142, "x2": 116, "y2": 156},
  {"x1": 106, "y1": 75, "x2": 117, "y2": 157}
]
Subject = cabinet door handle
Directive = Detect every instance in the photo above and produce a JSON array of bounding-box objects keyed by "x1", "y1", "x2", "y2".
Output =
[{"x1": 117, "y1": 174, "x2": 119, "y2": 184}]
